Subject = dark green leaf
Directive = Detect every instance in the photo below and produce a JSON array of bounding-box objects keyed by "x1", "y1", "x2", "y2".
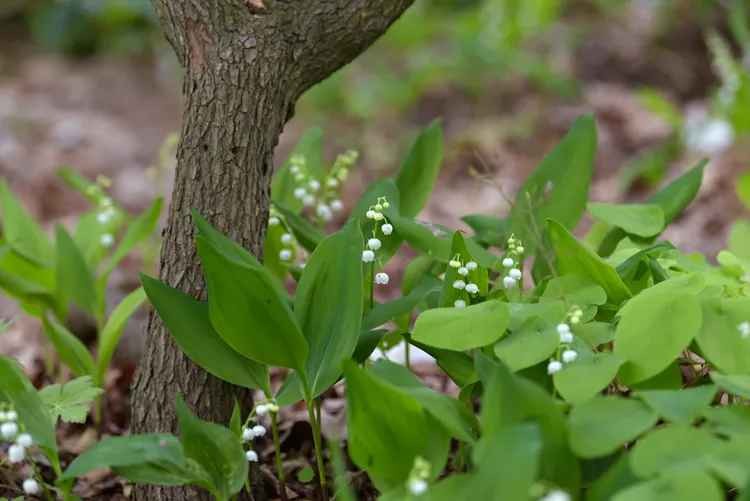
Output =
[
  {"x1": 587, "y1": 202, "x2": 665, "y2": 238},
  {"x1": 0, "y1": 179, "x2": 54, "y2": 265},
  {"x1": 95, "y1": 287, "x2": 146, "y2": 385},
  {"x1": 42, "y1": 312, "x2": 95, "y2": 377},
  {"x1": 55, "y1": 225, "x2": 97, "y2": 316},
  {"x1": 554, "y1": 353, "x2": 623, "y2": 404},
  {"x1": 636, "y1": 385, "x2": 716, "y2": 424},
  {"x1": 395, "y1": 120, "x2": 443, "y2": 217}
]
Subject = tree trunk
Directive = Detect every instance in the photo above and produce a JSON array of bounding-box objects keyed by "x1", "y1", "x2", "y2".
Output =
[{"x1": 131, "y1": 1, "x2": 414, "y2": 499}]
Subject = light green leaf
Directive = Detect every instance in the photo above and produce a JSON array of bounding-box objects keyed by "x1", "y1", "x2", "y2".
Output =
[
  {"x1": 588, "y1": 202, "x2": 665, "y2": 238},
  {"x1": 711, "y1": 373, "x2": 750, "y2": 399},
  {"x1": 141, "y1": 274, "x2": 268, "y2": 393},
  {"x1": 612, "y1": 471, "x2": 722, "y2": 501},
  {"x1": 511, "y1": 115, "x2": 597, "y2": 253},
  {"x1": 176, "y1": 395, "x2": 247, "y2": 499},
  {"x1": 343, "y1": 361, "x2": 450, "y2": 492},
  {"x1": 738, "y1": 171, "x2": 750, "y2": 210},
  {"x1": 696, "y1": 296, "x2": 750, "y2": 374},
  {"x1": 628, "y1": 425, "x2": 724, "y2": 478},
  {"x1": 554, "y1": 352, "x2": 623, "y2": 404},
  {"x1": 614, "y1": 275, "x2": 703, "y2": 384},
  {"x1": 95, "y1": 287, "x2": 146, "y2": 386},
  {"x1": 295, "y1": 221, "x2": 363, "y2": 397},
  {"x1": 412, "y1": 300, "x2": 509, "y2": 351},
  {"x1": 102, "y1": 197, "x2": 162, "y2": 277},
  {"x1": 395, "y1": 119, "x2": 443, "y2": 217},
  {"x1": 547, "y1": 219, "x2": 631, "y2": 305},
  {"x1": 42, "y1": 312, "x2": 95, "y2": 377},
  {"x1": 636, "y1": 385, "x2": 716, "y2": 424},
  {"x1": 38, "y1": 376, "x2": 103, "y2": 423},
  {"x1": 541, "y1": 274, "x2": 607, "y2": 307},
  {"x1": 0, "y1": 179, "x2": 53, "y2": 265},
  {"x1": 55, "y1": 225, "x2": 97, "y2": 316},
  {"x1": 729, "y1": 220, "x2": 750, "y2": 260},
  {"x1": 0, "y1": 356, "x2": 59, "y2": 473},
  {"x1": 493, "y1": 318, "x2": 558, "y2": 371},
  {"x1": 568, "y1": 396, "x2": 657, "y2": 458}
]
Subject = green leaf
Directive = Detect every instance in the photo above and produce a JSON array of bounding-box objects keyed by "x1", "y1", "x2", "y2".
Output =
[
  {"x1": 369, "y1": 360, "x2": 478, "y2": 443},
  {"x1": 61, "y1": 434, "x2": 193, "y2": 486},
  {"x1": 343, "y1": 361, "x2": 450, "y2": 492},
  {"x1": 636, "y1": 385, "x2": 716, "y2": 424},
  {"x1": 511, "y1": 115, "x2": 597, "y2": 253},
  {"x1": 0, "y1": 356, "x2": 59, "y2": 473},
  {"x1": 95, "y1": 287, "x2": 146, "y2": 385},
  {"x1": 738, "y1": 171, "x2": 750, "y2": 210},
  {"x1": 273, "y1": 205, "x2": 324, "y2": 252},
  {"x1": 547, "y1": 219, "x2": 631, "y2": 305},
  {"x1": 540, "y1": 274, "x2": 607, "y2": 308},
  {"x1": 493, "y1": 318, "x2": 558, "y2": 372},
  {"x1": 587, "y1": 202, "x2": 665, "y2": 238},
  {"x1": 554, "y1": 352, "x2": 623, "y2": 404},
  {"x1": 141, "y1": 275, "x2": 268, "y2": 393},
  {"x1": 0, "y1": 179, "x2": 54, "y2": 265},
  {"x1": 102, "y1": 197, "x2": 162, "y2": 277},
  {"x1": 729, "y1": 220, "x2": 750, "y2": 260},
  {"x1": 614, "y1": 275, "x2": 704, "y2": 385},
  {"x1": 628, "y1": 425, "x2": 724, "y2": 477},
  {"x1": 412, "y1": 300, "x2": 509, "y2": 351},
  {"x1": 461, "y1": 214, "x2": 508, "y2": 246},
  {"x1": 197, "y1": 232, "x2": 308, "y2": 371},
  {"x1": 568, "y1": 396, "x2": 658, "y2": 458},
  {"x1": 586, "y1": 453, "x2": 640, "y2": 501},
  {"x1": 42, "y1": 312, "x2": 95, "y2": 377},
  {"x1": 711, "y1": 373, "x2": 750, "y2": 399},
  {"x1": 295, "y1": 221, "x2": 363, "y2": 397},
  {"x1": 55, "y1": 225, "x2": 97, "y2": 316},
  {"x1": 612, "y1": 470, "x2": 722, "y2": 501},
  {"x1": 176, "y1": 395, "x2": 247, "y2": 499},
  {"x1": 696, "y1": 296, "x2": 750, "y2": 375},
  {"x1": 395, "y1": 119, "x2": 443, "y2": 217},
  {"x1": 38, "y1": 376, "x2": 102, "y2": 423}
]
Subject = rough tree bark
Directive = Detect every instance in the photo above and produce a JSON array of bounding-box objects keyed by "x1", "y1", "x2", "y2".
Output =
[{"x1": 131, "y1": 1, "x2": 414, "y2": 499}]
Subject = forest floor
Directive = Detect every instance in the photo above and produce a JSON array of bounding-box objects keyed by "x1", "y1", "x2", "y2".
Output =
[{"x1": 0, "y1": 13, "x2": 748, "y2": 498}]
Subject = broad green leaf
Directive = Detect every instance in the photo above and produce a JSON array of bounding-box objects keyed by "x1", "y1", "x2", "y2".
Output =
[
  {"x1": 370, "y1": 360, "x2": 478, "y2": 442},
  {"x1": 612, "y1": 471, "x2": 722, "y2": 501},
  {"x1": 0, "y1": 356, "x2": 59, "y2": 473},
  {"x1": 395, "y1": 120, "x2": 443, "y2": 217},
  {"x1": 598, "y1": 161, "x2": 705, "y2": 256},
  {"x1": 711, "y1": 373, "x2": 750, "y2": 399},
  {"x1": 0, "y1": 246, "x2": 55, "y2": 312},
  {"x1": 197, "y1": 234, "x2": 308, "y2": 371},
  {"x1": 507, "y1": 301, "x2": 566, "y2": 331},
  {"x1": 586, "y1": 453, "x2": 640, "y2": 501},
  {"x1": 38, "y1": 376, "x2": 103, "y2": 423},
  {"x1": 410, "y1": 339, "x2": 478, "y2": 388},
  {"x1": 587, "y1": 202, "x2": 665, "y2": 238},
  {"x1": 0, "y1": 179, "x2": 53, "y2": 265},
  {"x1": 271, "y1": 128, "x2": 324, "y2": 211},
  {"x1": 614, "y1": 275, "x2": 704, "y2": 384},
  {"x1": 568, "y1": 396, "x2": 658, "y2": 458},
  {"x1": 703, "y1": 405, "x2": 750, "y2": 437},
  {"x1": 61, "y1": 434, "x2": 193, "y2": 485},
  {"x1": 547, "y1": 219, "x2": 631, "y2": 305},
  {"x1": 55, "y1": 225, "x2": 97, "y2": 316},
  {"x1": 636, "y1": 385, "x2": 716, "y2": 424},
  {"x1": 511, "y1": 115, "x2": 596, "y2": 252},
  {"x1": 95, "y1": 287, "x2": 146, "y2": 385},
  {"x1": 42, "y1": 312, "x2": 95, "y2": 377},
  {"x1": 493, "y1": 318, "x2": 558, "y2": 371},
  {"x1": 295, "y1": 221, "x2": 363, "y2": 397},
  {"x1": 141, "y1": 275, "x2": 268, "y2": 393},
  {"x1": 696, "y1": 297, "x2": 750, "y2": 374},
  {"x1": 629, "y1": 425, "x2": 724, "y2": 478},
  {"x1": 343, "y1": 361, "x2": 450, "y2": 492},
  {"x1": 412, "y1": 300, "x2": 509, "y2": 351},
  {"x1": 102, "y1": 197, "x2": 162, "y2": 277},
  {"x1": 554, "y1": 353, "x2": 623, "y2": 404},
  {"x1": 176, "y1": 395, "x2": 247, "y2": 499},
  {"x1": 575, "y1": 321, "x2": 615, "y2": 348},
  {"x1": 461, "y1": 214, "x2": 508, "y2": 246},
  {"x1": 541, "y1": 274, "x2": 607, "y2": 308}
]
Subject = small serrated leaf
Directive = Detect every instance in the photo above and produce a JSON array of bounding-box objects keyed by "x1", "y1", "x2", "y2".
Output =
[{"x1": 38, "y1": 376, "x2": 103, "y2": 423}]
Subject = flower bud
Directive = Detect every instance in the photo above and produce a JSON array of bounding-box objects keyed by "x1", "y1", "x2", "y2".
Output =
[
  {"x1": 1, "y1": 422, "x2": 18, "y2": 439},
  {"x1": 279, "y1": 249, "x2": 292, "y2": 261},
  {"x1": 547, "y1": 360, "x2": 563, "y2": 375},
  {"x1": 251, "y1": 425, "x2": 266, "y2": 437},
  {"x1": 509, "y1": 268, "x2": 522, "y2": 280},
  {"x1": 23, "y1": 478, "x2": 40, "y2": 495},
  {"x1": 457, "y1": 267, "x2": 468, "y2": 276},
  {"x1": 367, "y1": 238, "x2": 382, "y2": 251},
  {"x1": 448, "y1": 260, "x2": 461, "y2": 268},
  {"x1": 559, "y1": 332, "x2": 573, "y2": 344},
  {"x1": 454, "y1": 299, "x2": 466, "y2": 309},
  {"x1": 293, "y1": 187, "x2": 307, "y2": 200},
  {"x1": 502, "y1": 257, "x2": 514, "y2": 268},
  {"x1": 381, "y1": 223, "x2": 393, "y2": 235},
  {"x1": 503, "y1": 276, "x2": 517, "y2": 289},
  {"x1": 465, "y1": 283, "x2": 479, "y2": 295},
  {"x1": 281, "y1": 233, "x2": 293, "y2": 245},
  {"x1": 242, "y1": 427, "x2": 254, "y2": 442},
  {"x1": 408, "y1": 478, "x2": 428, "y2": 496},
  {"x1": 562, "y1": 350, "x2": 578, "y2": 363},
  {"x1": 8, "y1": 444, "x2": 25, "y2": 463},
  {"x1": 16, "y1": 433, "x2": 32, "y2": 448},
  {"x1": 268, "y1": 216, "x2": 280, "y2": 226},
  {"x1": 246, "y1": 450, "x2": 259, "y2": 462},
  {"x1": 100, "y1": 233, "x2": 114, "y2": 248},
  {"x1": 452, "y1": 280, "x2": 466, "y2": 290},
  {"x1": 361, "y1": 250, "x2": 375, "y2": 263},
  {"x1": 465, "y1": 261, "x2": 478, "y2": 270},
  {"x1": 375, "y1": 272, "x2": 390, "y2": 285},
  {"x1": 330, "y1": 199, "x2": 343, "y2": 211}
]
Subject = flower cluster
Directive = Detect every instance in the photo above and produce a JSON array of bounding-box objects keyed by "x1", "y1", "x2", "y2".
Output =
[
  {"x1": 361, "y1": 196, "x2": 394, "y2": 287},
  {"x1": 268, "y1": 207, "x2": 305, "y2": 266},
  {"x1": 406, "y1": 456, "x2": 431, "y2": 497},
  {"x1": 448, "y1": 256, "x2": 479, "y2": 308},
  {"x1": 739, "y1": 321, "x2": 750, "y2": 339},
  {"x1": 86, "y1": 179, "x2": 119, "y2": 249},
  {"x1": 547, "y1": 306, "x2": 583, "y2": 375},
  {"x1": 1, "y1": 406, "x2": 41, "y2": 495},
  {"x1": 289, "y1": 150, "x2": 357, "y2": 224},
  {"x1": 501, "y1": 234, "x2": 525, "y2": 289},
  {"x1": 241, "y1": 401, "x2": 278, "y2": 463}
]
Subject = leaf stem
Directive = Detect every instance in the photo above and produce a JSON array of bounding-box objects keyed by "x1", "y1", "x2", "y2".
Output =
[
  {"x1": 306, "y1": 398, "x2": 328, "y2": 501},
  {"x1": 271, "y1": 412, "x2": 289, "y2": 501}
]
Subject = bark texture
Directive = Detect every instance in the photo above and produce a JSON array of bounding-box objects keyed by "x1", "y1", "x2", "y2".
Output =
[{"x1": 131, "y1": 1, "x2": 413, "y2": 499}]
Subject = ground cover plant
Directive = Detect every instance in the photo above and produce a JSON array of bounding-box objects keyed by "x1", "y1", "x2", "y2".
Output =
[{"x1": 2, "y1": 114, "x2": 749, "y2": 500}]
